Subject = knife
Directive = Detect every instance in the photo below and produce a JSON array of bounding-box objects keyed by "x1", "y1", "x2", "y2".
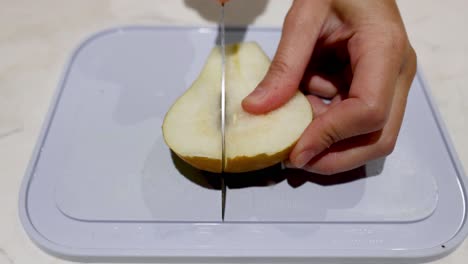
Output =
[{"x1": 219, "y1": 2, "x2": 227, "y2": 222}]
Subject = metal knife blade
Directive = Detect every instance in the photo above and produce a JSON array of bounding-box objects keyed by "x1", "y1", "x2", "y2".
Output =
[{"x1": 219, "y1": 3, "x2": 227, "y2": 222}]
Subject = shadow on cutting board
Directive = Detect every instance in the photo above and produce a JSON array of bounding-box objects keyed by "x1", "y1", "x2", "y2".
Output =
[
  {"x1": 171, "y1": 151, "x2": 223, "y2": 189},
  {"x1": 171, "y1": 151, "x2": 385, "y2": 190},
  {"x1": 184, "y1": 0, "x2": 269, "y2": 45}
]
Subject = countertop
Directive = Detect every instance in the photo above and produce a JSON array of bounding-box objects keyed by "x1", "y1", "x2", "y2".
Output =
[{"x1": 1, "y1": 0, "x2": 467, "y2": 263}]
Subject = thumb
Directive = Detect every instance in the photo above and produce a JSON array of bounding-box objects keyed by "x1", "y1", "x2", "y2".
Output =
[{"x1": 242, "y1": 0, "x2": 327, "y2": 114}]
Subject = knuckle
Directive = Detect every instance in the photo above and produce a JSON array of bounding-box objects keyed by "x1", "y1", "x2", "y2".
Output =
[
  {"x1": 377, "y1": 134, "x2": 397, "y2": 156},
  {"x1": 409, "y1": 46, "x2": 417, "y2": 63},
  {"x1": 269, "y1": 56, "x2": 292, "y2": 77},
  {"x1": 362, "y1": 102, "x2": 388, "y2": 130},
  {"x1": 407, "y1": 46, "x2": 418, "y2": 76},
  {"x1": 318, "y1": 118, "x2": 344, "y2": 147},
  {"x1": 319, "y1": 133, "x2": 335, "y2": 150},
  {"x1": 363, "y1": 24, "x2": 408, "y2": 58},
  {"x1": 383, "y1": 25, "x2": 408, "y2": 54}
]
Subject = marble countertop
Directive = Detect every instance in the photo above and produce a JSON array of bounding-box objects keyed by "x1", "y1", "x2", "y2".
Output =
[{"x1": 1, "y1": 0, "x2": 467, "y2": 263}]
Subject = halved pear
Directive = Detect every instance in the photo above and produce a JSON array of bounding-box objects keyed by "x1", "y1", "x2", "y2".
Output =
[{"x1": 162, "y1": 42, "x2": 312, "y2": 173}]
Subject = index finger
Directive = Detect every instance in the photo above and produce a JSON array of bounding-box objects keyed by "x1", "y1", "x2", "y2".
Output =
[{"x1": 242, "y1": 0, "x2": 329, "y2": 114}]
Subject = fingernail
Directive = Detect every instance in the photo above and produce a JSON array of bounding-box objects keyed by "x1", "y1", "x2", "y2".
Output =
[
  {"x1": 283, "y1": 160, "x2": 295, "y2": 169},
  {"x1": 295, "y1": 150, "x2": 316, "y2": 168},
  {"x1": 246, "y1": 87, "x2": 267, "y2": 102}
]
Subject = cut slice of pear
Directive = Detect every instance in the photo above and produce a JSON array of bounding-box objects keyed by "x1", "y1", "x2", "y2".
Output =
[
  {"x1": 162, "y1": 48, "x2": 223, "y2": 172},
  {"x1": 162, "y1": 42, "x2": 312, "y2": 173}
]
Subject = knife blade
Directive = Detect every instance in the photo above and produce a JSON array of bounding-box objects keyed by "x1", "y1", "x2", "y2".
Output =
[{"x1": 219, "y1": 2, "x2": 227, "y2": 222}]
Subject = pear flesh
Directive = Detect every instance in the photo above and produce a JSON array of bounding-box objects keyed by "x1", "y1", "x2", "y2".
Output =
[{"x1": 162, "y1": 42, "x2": 312, "y2": 173}]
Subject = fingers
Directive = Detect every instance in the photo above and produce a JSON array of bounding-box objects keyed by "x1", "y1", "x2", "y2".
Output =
[
  {"x1": 290, "y1": 98, "x2": 375, "y2": 168},
  {"x1": 242, "y1": 0, "x2": 329, "y2": 114},
  {"x1": 302, "y1": 59, "x2": 352, "y2": 98},
  {"x1": 346, "y1": 25, "x2": 411, "y2": 121},
  {"x1": 289, "y1": 30, "x2": 409, "y2": 168},
  {"x1": 288, "y1": 131, "x2": 383, "y2": 174},
  {"x1": 304, "y1": 75, "x2": 339, "y2": 98},
  {"x1": 291, "y1": 47, "x2": 417, "y2": 174},
  {"x1": 307, "y1": 95, "x2": 329, "y2": 117}
]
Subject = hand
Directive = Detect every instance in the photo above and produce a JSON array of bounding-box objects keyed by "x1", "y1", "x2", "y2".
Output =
[{"x1": 242, "y1": 0, "x2": 417, "y2": 175}]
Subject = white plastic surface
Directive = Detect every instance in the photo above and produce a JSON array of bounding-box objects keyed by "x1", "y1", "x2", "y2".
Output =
[{"x1": 18, "y1": 26, "x2": 468, "y2": 263}]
